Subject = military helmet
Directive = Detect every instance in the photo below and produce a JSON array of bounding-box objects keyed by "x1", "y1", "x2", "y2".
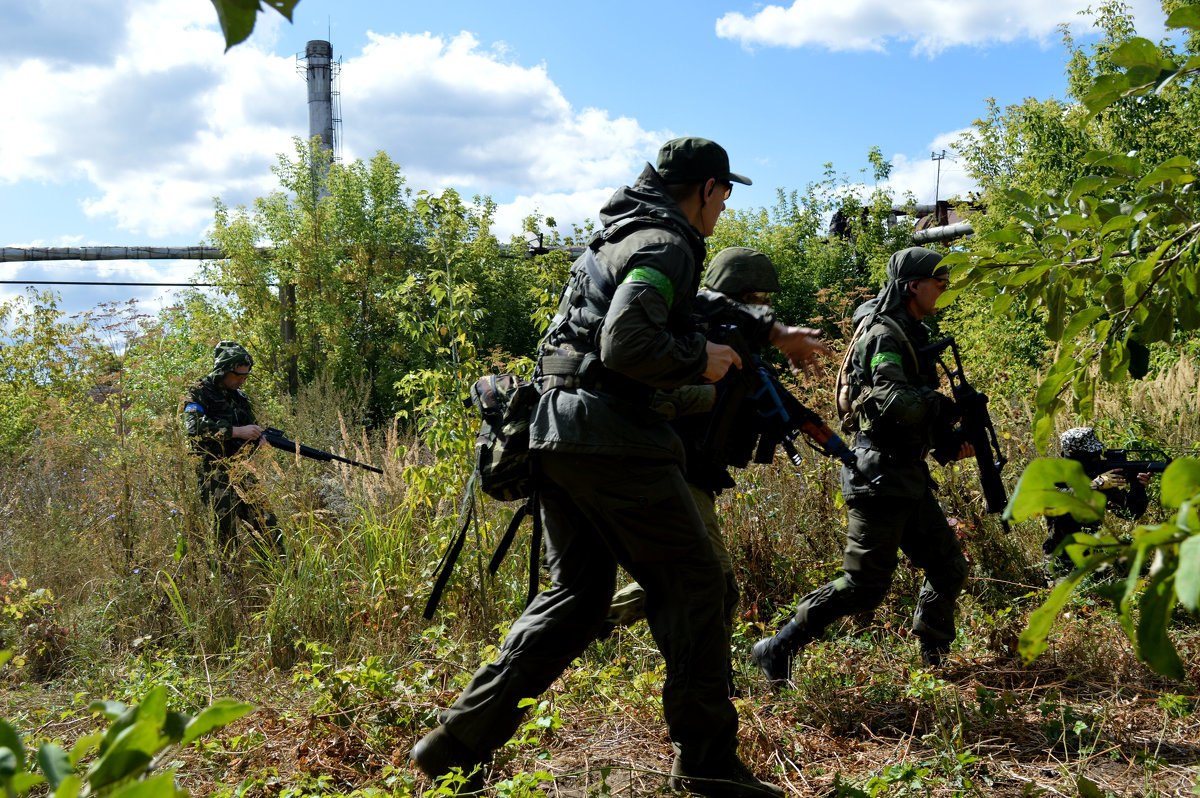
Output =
[
  {"x1": 1060, "y1": 427, "x2": 1104, "y2": 456},
  {"x1": 212, "y1": 340, "x2": 253, "y2": 376},
  {"x1": 703, "y1": 247, "x2": 780, "y2": 295}
]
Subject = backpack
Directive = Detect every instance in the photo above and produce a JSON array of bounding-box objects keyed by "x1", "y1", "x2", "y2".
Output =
[
  {"x1": 470, "y1": 373, "x2": 538, "y2": 501},
  {"x1": 834, "y1": 314, "x2": 917, "y2": 433},
  {"x1": 422, "y1": 373, "x2": 541, "y2": 620}
]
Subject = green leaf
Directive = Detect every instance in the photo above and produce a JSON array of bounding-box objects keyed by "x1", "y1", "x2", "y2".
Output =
[
  {"x1": 1138, "y1": 566, "x2": 1185, "y2": 680},
  {"x1": 181, "y1": 700, "x2": 255, "y2": 746},
  {"x1": 1127, "y1": 338, "x2": 1151, "y2": 379},
  {"x1": 0, "y1": 747, "x2": 16, "y2": 779},
  {"x1": 1095, "y1": 152, "x2": 1144, "y2": 177},
  {"x1": 1056, "y1": 213, "x2": 1092, "y2": 232},
  {"x1": 106, "y1": 769, "x2": 185, "y2": 798},
  {"x1": 1062, "y1": 307, "x2": 1105, "y2": 342},
  {"x1": 1166, "y1": 5, "x2": 1200, "y2": 30},
  {"x1": 162, "y1": 712, "x2": 192, "y2": 745},
  {"x1": 1004, "y1": 458, "x2": 1104, "y2": 523},
  {"x1": 89, "y1": 700, "x2": 129, "y2": 722},
  {"x1": 1161, "y1": 458, "x2": 1200, "y2": 508},
  {"x1": 68, "y1": 733, "x2": 102, "y2": 767},
  {"x1": 1176, "y1": 535, "x2": 1200, "y2": 612},
  {"x1": 1098, "y1": 213, "x2": 1135, "y2": 238},
  {"x1": 1004, "y1": 187, "x2": 1036, "y2": 208},
  {"x1": 54, "y1": 775, "x2": 83, "y2": 798},
  {"x1": 1067, "y1": 175, "x2": 1106, "y2": 203},
  {"x1": 209, "y1": 0, "x2": 299, "y2": 51},
  {"x1": 37, "y1": 744, "x2": 72, "y2": 790},
  {"x1": 138, "y1": 686, "x2": 168, "y2": 727},
  {"x1": 1110, "y1": 37, "x2": 1166, "y2": 70},
  {"x1": 1077, "y1": 775, "x2": 1105, "y2": 798},
  {"x1": 983, "y1": 227, "x2": 1025, "y2": 244},
  {"x1": 0, "y1": 650, "x2": 11, "y2": 669},
  {"x1": 1084, "y1": 73, "x2": 1130, "y2": 114},
  {"x1": 0, "y1": 720, "x2": 25, "y2": 774},
  {"x1": 86, "y1": 719, "x2": 162, "y2": 791},
  {"x1": 1019, "y1": 565, "x2": 1089, "y2": 661}
]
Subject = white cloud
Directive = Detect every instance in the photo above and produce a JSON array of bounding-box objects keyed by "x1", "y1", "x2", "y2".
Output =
[
  {"x1": 2, "y1": 5, "x2": 664, "y2": 244},
  {"x1": 715, "y1": 0, "x2": 1166, "y2": 55},
  {"x1": 835, "y1": 129, "x2": 979, "y2": 208},
  {"x1": 343, "y1": 31, "x2": 666, "y2": 196}
]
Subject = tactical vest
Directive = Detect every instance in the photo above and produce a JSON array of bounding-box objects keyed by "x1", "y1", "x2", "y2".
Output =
[{"x1": 538, "y1": 216, "x2": 696, "y2": 401}]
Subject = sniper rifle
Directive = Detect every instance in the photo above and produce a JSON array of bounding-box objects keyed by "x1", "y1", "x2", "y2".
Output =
[{"x1": 260, "y1": 427, "x2": 383, "y2": 474}]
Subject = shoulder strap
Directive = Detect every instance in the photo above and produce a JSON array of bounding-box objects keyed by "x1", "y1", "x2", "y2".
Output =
[{"x1": 423, "y1": 471, "x2": 479, "y2": 620}]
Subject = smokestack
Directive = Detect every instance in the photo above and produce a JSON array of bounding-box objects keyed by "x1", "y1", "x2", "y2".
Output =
[{"x1": 304, "y1": 40, "x2": 335, "y2": 153}]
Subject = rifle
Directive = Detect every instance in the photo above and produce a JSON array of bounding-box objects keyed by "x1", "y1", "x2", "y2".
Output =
[
  {"x1": 260, "y1": 427, "x2": 383, "y2": 474},
  {"x1": 703, "y1": 326, "x2": 857, "y2": 472},
  {"x1": 1094, "y1": 447, "x2": 1172, "y2": 477},
  {"x1": 922, "y1": 337, "x2": 1010, "y2": 523}
]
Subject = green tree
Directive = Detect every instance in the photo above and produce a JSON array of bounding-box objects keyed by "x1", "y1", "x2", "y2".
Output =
[{"x1": 952, "y1": 2, "x2": 1200, "y2": 679}]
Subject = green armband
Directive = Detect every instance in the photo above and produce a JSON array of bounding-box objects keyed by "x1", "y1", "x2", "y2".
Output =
[
  {"x1": 622, "y1": 266, "x2": 674, "y2": 307},
  {"x1": 870, "y1": 351, "x2": 902, "y2": 371}
]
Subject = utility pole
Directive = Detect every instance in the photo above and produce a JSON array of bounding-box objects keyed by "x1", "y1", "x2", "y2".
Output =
[{"x1": 931, "y1": 150, "x2": 946, "y2": 206}]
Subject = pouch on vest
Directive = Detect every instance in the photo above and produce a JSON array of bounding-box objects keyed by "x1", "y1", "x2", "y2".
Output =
[
  {"x1": 835, "y1": 314, "x2": 918, "y2": 434},
  {"x1": 470, "y1": 373, "x2": 538, "y2": 501}
]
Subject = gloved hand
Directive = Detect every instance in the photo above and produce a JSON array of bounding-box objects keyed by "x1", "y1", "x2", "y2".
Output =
[{"x1": 1090, "y1": 470, "x2": 1127, "y2": 491}]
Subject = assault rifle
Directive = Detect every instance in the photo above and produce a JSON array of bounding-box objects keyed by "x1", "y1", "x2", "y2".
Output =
[
  {"x1": 260, "y1": 427, "x2": 383, "y2": 474},
  {"x1": 703, "y1": 327, "x2": 857, "y2": 472},
  {"x1": 922, "y1": 337, "x2": 1009, "y2": 523},
  {"x1": 1093, "y1": 447, "x2": 1172, "y2": 478}
]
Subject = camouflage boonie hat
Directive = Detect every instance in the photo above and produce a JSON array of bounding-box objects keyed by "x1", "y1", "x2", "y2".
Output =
[
  {"x1": 1060, "y1": 427, "x2": 1104, "y2": 455},
  {"x1": 212, "y1": 340, "x2": 253, "y2": 376},
  {"x1": 704, "y1": 247, "x2": 780, "y2": 295}
]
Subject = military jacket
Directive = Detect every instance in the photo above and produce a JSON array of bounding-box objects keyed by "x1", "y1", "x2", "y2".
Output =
[
  {"x1": 184, "y1": 375, "x2": 256, "y2": 471},
  {"x1": 841, "y1": 308, "x2": 947, "y2": 500},
  {"x1": 530, "y1": 164, "x2": 709, "y2": 462}
]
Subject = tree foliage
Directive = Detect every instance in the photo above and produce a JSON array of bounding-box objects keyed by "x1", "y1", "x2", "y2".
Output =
[
  {"x1": 208, "y1": 0, "x2": 298, "y2": 51},
  {"x1": 955, "y1": 1, "x2": 1200, "y2": 678}
]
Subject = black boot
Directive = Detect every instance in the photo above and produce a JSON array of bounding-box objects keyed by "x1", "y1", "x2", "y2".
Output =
[
  {"x1": 919, "y1": 640, "x2": 949, "y2": 668},
  {"x1": 410, "y1": 726, "x2": 488, "y2": 793},
  {"x1": 669, "y1": 751, "x2": 786, "y2": 798},
  {"x1": 750, "y1": 621, "x2": 809, "y2": 687}
]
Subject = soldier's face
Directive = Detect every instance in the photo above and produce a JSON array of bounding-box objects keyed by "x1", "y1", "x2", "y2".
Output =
[
  {"x1": 221, "y1": 367, "x2": 251, "y2": 390},
  {"x1": 698, "y1": 179, "x2": 731, "y2": 236},
  {"x1": 908, "y1": 276, "x2": 948, "y2": 319}
]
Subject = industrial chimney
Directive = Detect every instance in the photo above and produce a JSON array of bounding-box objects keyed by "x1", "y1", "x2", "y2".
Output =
[{"x1": 304, "y1": 40, "x2": 335, "y2": 154}]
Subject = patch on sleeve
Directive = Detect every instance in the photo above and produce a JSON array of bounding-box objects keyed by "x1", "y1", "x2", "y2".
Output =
[
  {"x1": 184, "y1": 402, "x2": 204, "y2": 414},
  {"x1": 869, "y1": 352, "x2": 902, "y2": 371},
  {"x1": 622, "y1": 266, "x2": 674, "y2": 308}
]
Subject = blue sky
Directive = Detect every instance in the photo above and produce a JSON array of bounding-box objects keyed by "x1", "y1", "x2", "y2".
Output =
[{"x1": 0, "y1": 0, "x2": 1172, "y2": 317}]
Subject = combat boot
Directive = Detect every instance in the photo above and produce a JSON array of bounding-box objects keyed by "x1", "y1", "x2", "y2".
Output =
[
  {"x1": 750, "y1": 621, "x2": 809, "y2": 687},
  {"x1": 919, "y1": 640, "x2": 949, "y2": 668},
  {"x1": 669, "y1": 751, "x2": 786, "y2": 798},
  {"x1": 410, "y1": 725, "x2": 488, "y2": 793}
]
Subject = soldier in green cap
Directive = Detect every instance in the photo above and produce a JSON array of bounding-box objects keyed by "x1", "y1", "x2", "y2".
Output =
[
  {"x1": 412, "y1": 141, "x2": 789, "y2": 798},
  {"x1": 752, "y1": 246, "x2": 974, "y2": 685},
  {"x1": 184, "y1": 341, "x2": 278, "y2": 554},
  {"x1": 604, "y1": 246, "x2": 830, "y2": 689}
]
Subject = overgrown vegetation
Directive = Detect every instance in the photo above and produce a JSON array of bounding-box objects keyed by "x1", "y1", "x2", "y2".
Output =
[{"x1": 3, "y1": 2, "x2": 1200, "y2": 795}]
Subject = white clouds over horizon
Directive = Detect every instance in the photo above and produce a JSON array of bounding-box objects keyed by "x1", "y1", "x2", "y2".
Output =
[
  {"x1": 1, "y1": 3, "x2": 665, "y2": 244},
  {"x1": 715, "y1": 0, "x2": 1167, "y2": 55}
]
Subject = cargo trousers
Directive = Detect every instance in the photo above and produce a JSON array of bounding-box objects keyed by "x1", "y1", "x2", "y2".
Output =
[
  {"x1": 439, "y1": 450, "x2": 738, "y2": 766},
  {"x1": 787, "y1": 489, "x2": 968, "y2": 646}
]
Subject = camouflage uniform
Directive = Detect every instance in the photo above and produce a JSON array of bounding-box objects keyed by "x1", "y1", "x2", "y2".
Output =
[
  {"x1": 184, "y1": 341, "x2": 277, "y2": 553},
  {"x1": 753, "y1": 247, "x2": 968, "y2": 678}
]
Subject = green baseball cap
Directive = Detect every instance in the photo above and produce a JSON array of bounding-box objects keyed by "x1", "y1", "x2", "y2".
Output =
[
  {"x1": 704, "y1": 247, "x2": 780, "y2": 294},
  {"x1": 656, "y1": 137, "x2": 752, "y2": 186}
]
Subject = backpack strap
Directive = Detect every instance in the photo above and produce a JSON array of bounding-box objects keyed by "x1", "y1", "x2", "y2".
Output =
[
  {"x1": 487, "y1": 491, "x2": 542, "y2": 609},
  {"x1": 423, "y1": 471, "x2": 478, "y2": 620}
]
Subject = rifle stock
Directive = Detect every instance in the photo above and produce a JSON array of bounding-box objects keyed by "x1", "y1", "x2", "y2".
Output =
[{"x1": 261, "y1": 427, "x2": 383, "y2": 474}]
